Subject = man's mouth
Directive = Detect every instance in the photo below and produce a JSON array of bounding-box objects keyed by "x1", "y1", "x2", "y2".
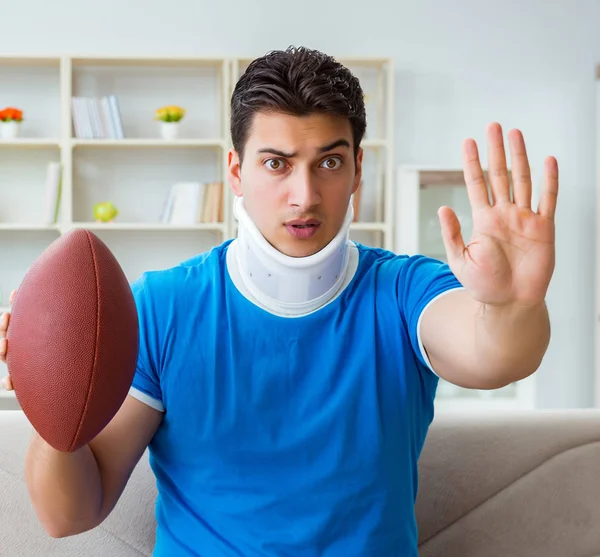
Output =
[
  {"x1": 285, "y1": 220, "x2": 321, "y2": 239},
  {"x1": 286, "y1": 219, "x2": 320, "y2": 228}
]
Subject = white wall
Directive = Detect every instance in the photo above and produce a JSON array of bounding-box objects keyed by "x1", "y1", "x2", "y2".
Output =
[{"x1": 1, "y1": 0, "x2": 598, "y2": 408}]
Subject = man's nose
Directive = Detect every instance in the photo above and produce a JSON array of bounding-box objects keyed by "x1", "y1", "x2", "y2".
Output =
[{"x1": 288, "y1": 170, "x2": 321, "y2": 211}]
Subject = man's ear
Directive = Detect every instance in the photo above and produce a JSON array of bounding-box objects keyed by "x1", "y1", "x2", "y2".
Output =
[
  {"x1": 352, "y1": 147, "x2": 364, "y2": 194},
  {"x1": 228, "y1": 149, "x2": 243, "y2": 197}
]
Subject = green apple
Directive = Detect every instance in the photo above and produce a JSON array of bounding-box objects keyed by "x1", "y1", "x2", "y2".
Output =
[{"x1": 93, "y1": 201, "x2": 119, "y2": 222}]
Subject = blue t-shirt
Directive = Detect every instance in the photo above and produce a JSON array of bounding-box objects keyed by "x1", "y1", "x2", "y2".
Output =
[{"x1": 131, "y1": 241, "x2": 461, "y2": 556}]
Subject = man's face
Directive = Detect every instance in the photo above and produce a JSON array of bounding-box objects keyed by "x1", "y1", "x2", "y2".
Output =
[{"x1": 228, "y1": 111, "x2": 363, "y2": 258}]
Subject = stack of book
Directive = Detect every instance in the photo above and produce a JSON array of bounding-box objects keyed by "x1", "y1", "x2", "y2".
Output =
[
  {"x1": 71, "y1": 96, "x2": 124, "y2": 139},
  {"x1": 160, "y1": 182, "x2": 223, "y2": 225}
]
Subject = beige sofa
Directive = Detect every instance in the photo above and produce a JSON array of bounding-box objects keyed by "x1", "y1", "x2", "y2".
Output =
[{"x1": 1, "y1": 406, "x2": 600, "y2": 556}]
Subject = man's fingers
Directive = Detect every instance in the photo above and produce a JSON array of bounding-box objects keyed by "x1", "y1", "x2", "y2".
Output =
[
  {"x1": 0, "y1": 312, "x2": 9, "y2": 365},
  {"x1": 462, "y1": 139, "x2": 491, "y2": 210},
  {"x1": 0, "y1": 337, "x2": 7, "y2": 364},
  {"x1": 438, "y1": 206, "x2": 465, "y2": 264},
  {"x1": 486, "y1": 122, "x2": 511, "y2": 205},
  {"x1": 508, "y1": 128, "x2": 532, "y2": 209},
  {"x1": 537, "y1": 156, "x2": 559, "y2": 220},
  {"x1": 1, "y1": 374, "x2": 13, "y2": 391},
  {"x1": 9, "y1": 290, "x2": 16, "y2": 305},
  {"x1": 0, "y1": 311, "x2": 8, "y2": 338}
]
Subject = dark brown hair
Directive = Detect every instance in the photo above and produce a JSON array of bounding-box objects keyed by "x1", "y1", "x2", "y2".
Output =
[{"x1": 230, "y1": 46, "x2": 366, "y2": 163}]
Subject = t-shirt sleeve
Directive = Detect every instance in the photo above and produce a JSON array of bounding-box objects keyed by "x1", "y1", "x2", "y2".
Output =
[
  {"x1": 128, "y1": 274, "x2": 165, "y2": 412},
  {"x1": 396, "y1": 255, "x2": 464, "y2": 374}
]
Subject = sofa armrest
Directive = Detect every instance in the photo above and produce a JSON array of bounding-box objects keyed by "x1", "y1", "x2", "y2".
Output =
[{"x1": 416, "y1": 409, "x2": 600, "y2": 557}]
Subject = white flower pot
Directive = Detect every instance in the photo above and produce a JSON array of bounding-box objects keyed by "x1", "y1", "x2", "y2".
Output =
[
  {"x1": 160, "y1": 122, "x2": 180, "y2": 140},
  {"x1": 0, "y1": 121, "x2": 20, "y2": 139}
]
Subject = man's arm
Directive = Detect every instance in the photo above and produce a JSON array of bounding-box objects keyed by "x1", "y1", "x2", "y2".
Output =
[
  {"x1": 414, "y1": 122, "x2": 558, "y2": 390},
  {"x1": 420, "y1": 289, "x2": 550, "y2": 390},
  {"x1": 2, "y1": 269, "x2": 166, "y2": 538},
  {"x1": 25, "y1": 395, "x2": 163, "y2": 538}
]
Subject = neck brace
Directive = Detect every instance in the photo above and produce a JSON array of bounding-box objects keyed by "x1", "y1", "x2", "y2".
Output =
[{"x1": 232, "y1": 195, "x2": 353, "y2": 314}]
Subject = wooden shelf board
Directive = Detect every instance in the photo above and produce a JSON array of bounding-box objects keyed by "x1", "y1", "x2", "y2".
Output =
[
  {"x1": 0, "y1": 56, "x2": 61, "y2": 67},
  {"x1": 351, "y1": 222, "x2": 387, "y2": 232},
  {"x1": 71, "y1": 56, "x2": 224, "y2": 68},
  {"x1": 71, "y1": 138, "x2": 225, "y2": 148},
  {"x1": 0, "y1": 224, "x2": 58, "y2": 231},
  {"x1": 69, "y1": 222, "x2": 226, "y2": 232},
  {"x1": 336, "y1": 57, "x2": 390, "y2": 67},
  {"x1": 0, "y1": 139, "x2": 61, "y2": 148},
  {"x1": 0, "y1": 223, "x2": 225, "y2": 233},
  {"x1": 362, "y1": 139, "x2": 387, "y2": 148}
]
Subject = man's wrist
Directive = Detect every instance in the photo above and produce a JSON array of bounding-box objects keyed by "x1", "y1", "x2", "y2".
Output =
[
  {"x1": 472, "y1": 298, "x2": 550, "y2": 379},
  {"x1": 477, "y1": 299, "x2": 548, "y2": 323}
]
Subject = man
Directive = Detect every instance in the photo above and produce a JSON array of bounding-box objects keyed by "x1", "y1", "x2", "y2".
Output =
[{"x1": 0, "y1": 46, "x2": 558, "y2": 556}]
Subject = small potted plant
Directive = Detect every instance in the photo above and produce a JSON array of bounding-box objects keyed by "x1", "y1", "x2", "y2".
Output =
[
  {"x1": 155, "y1": 105, "x2": 185, "y2": 140},
  {"x1": 0, "y1": 107, "x2": 23, "y2": 139}
]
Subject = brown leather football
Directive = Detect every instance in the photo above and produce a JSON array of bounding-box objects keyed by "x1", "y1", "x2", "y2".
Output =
[{"x1": 6, "y1": 229, "x2": 139, "y2": 452}]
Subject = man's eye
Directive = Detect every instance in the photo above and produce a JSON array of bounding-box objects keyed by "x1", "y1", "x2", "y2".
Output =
[
  {"x1": 321, "y1": 157, "x2": 342, "y2": 170},
  {"x1": 265, "y1": 159, "x2": 285, "y2": 170}
]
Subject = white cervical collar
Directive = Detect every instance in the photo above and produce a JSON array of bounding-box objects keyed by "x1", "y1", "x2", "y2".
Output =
[{"x1": 232, "y1": 195, "x2": 353, "y2": 315}]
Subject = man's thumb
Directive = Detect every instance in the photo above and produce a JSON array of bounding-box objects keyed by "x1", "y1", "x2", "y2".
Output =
[{"x1": 437, "y1": 206, "x2": 465, "y2": 263}]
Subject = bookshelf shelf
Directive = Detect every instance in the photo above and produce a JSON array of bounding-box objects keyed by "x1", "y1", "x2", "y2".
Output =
[
  {"x1": 361, "y1": 139, "x2": 387, "y2": 149},
  {"x1": 70, "y1": 56, "x2": 225, "y2": 68},
  {"x1": 71, "y1": 139, "x2": 226, "y2": 148},
  {"x1": 350, "y1": 222, "x2": 389, "y2": 232},
  {"x1": 0, "y1": 56, "x2": 60, "y2": 67},
  {"x1": 0, "y1": 139, "x2": 61, "y2": 148},
  {"x1": 68, "y1": 222, "x2": 226, "y2": 232},
  {"x1": 0, "y1": 224, "x2": 58, "y2": 231}
]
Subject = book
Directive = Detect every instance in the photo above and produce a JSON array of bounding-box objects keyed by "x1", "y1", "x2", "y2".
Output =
[{"x1": 43, "y1": 162, "x2": 62, "y2": 224}]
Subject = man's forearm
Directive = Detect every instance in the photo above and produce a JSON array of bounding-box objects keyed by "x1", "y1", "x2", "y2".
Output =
[
  {"x1": 25, "y1": 431, "x2": 103, "y2": 538},
  {"x1": 422, "y1": 290, "x2": 551, "y2": 389},
  {"x1": 472, "y1": 299, "x2": 550, "y2": 385}
]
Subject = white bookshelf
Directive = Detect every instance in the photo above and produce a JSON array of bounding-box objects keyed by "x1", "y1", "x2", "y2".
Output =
[
  {"x1": 0, "y1": 55, "x2": 232, "y2": 295},
  {"x1": 0, "y1": 54, "x2": 396, "y2": 394},
  {"x1": 396, "y1": 165, "x2": 538, "y2": 411},
  {"x1": 0, "y1": 55, "x2": 393, "y2": 279}
]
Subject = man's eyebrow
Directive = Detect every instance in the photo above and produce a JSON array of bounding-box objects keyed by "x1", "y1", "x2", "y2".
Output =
[
  {"x1": 257, "y1": 147, "x2": 296, "y2": 158},
  {"x1": 256, "y1": 139, "x2": 351, "y2": 158},
  {"x1": 319, "y1": 139, "x2": 350, "y2": 152}
]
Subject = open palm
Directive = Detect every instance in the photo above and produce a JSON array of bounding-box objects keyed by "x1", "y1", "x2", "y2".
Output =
[{"x1": 438, "y1": 123, "x2": 559, "y2": 308}]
